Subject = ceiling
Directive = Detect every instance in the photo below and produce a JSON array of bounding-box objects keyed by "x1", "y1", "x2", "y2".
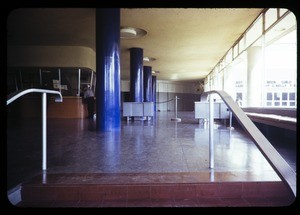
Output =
[{"x1": 7, "y1": 8, "x2": 264, "y2": 82}]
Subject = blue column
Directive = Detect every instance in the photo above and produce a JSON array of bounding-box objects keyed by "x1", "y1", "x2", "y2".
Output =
[
  {"x1": 130, "y1": 48, "x2": 143, "y2": 102},
  {"x1": 95, "y1": 8, "x2": 120, "y2": 131},
  {"x1": 143, "y1": 66, "x2": 152, "y2": 102},
  {"x1": 152, "y1": 75, "x2": 157, "y2": 113}
]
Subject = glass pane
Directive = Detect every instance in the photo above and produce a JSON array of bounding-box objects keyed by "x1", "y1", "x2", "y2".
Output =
[
  {"x1": 279, "y1": 8, "x2": 288, "y2": 17},
  {"x1": 80, "y1": 69, "x2": 95, "y2": 96},
  {"x1": 239, "y1": 37, "x2": 245, "y2": 53},
  {"x1": 21, "y1": 68, "x2": 40, "y2": 89},
  {"x1": 267, "y1": 102, "x2": 272, "y2": 106},
  {"x1": 267, "y1": 92, "x2": 273, "y2": 100},
  {"x1": 7, "y1": 69, "x2": 19, "y2": 94},
  {"x1": 60, "y1": 69, "x2": 79, "y2": 96},
  {"x1": 80, "y1": 69, "x2": 92, "y2": 85},
  {"x1": 289, "y1": 92, "x2": 295, "y2": 100},
  {"x1": 245, "y1": 15, "x2": 263, "y2": 48},
  {"x1": 264, "y1": 29, "x2": 297, "y2": 108},
  {"x1": 274, "y1": 93, "x2": 280, "y2": 100},
  {"x1": 265, "y1": 12, "x2": 296, "y2": 45},
  {"x1": 233, "y1": 44, "x2": 238, "y2": 58},
  {"x1": 236, "y1": 92, "x2": 242, "y2": 100},
  {"x1": 225, "y1": 48, "x2": 232, "y2": 64},
  {"x1": 282, "y1": 92, "x2": 287, "y2": 100},
  {"x1": 224, "y1": 53, "x2": 247, "y2": 104},
  {"x1": 41, "y1": 68, "x2": 59, "y2": 90},
  {"x1": 265, "y1": 8, "x2": 278, "y2": 30},
  {"x1": 282, "y1": 102, "x2": 287, "y2": 106}
]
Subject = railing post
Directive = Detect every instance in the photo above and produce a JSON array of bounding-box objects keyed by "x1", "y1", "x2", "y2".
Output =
[
  {"x1": 42, "y1": 92, "x2": 47, "y2": 171},
  {"x1": 204, "y1": 90, "x2": 296, "y2": 196},
  {"x1": 176, "y1": 96, "x2": 178, "y2": 118},
  {"x1": 171, "y1": 96, "x2": 181, "y2": 122},
  {"x1": 229, "y1": 111, "x2": 233, "y2": 129},
  {"x1": 209, "y1": 95, "x2": 214, "y2": 169},
  {"x1": 77, "y1": 68, "x2": 81, "y2": 96},
  {"x1": 7, "y1": 88, "x2": 62, "y2": 172}
]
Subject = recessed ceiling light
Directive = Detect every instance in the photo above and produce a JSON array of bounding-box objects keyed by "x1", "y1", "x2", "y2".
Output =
[
  {"x1": 121, "y1": 28, "x2": 137, "y2": 37},
  {"x1": 143, "y1": 57, "x2": 156, "y2": 62},
  {"x1": 120, "y1": 26, "x2": 147, "y2": 39},
  {"x1": 152, "y1": 70, "x2": 160, "y2": 74}
]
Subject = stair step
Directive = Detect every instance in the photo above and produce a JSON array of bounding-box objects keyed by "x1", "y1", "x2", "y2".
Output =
[{"x1": 17, "y1": 172, "x2": 295, "y2": 207}]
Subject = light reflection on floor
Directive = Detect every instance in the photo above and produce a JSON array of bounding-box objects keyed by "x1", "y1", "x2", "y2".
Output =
[
  {"x1": 44, "y1": 111, "x2": 280, "y2": 181},
  {"x1": 9, "y1": 111, "x2": 296, "y2": 190}
]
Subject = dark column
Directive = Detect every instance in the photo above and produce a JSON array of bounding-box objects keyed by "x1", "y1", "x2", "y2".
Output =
[
  {"x1": 95, "y1": 8, "x2": 121, "y2": 131},
  {"x1": 143, "y1": 66, "x2": 152, "y2": 102},
  {"x1": 152, "y1": 75, "x2": 157, "y2": 113},
  {"x1": 130, "y1": 48, "x2": 143, "y2": 102}
]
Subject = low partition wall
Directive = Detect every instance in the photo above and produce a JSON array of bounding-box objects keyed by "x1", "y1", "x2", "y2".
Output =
[{"x1": 7, "y1": 95, "x2": 89, "y2": 119}]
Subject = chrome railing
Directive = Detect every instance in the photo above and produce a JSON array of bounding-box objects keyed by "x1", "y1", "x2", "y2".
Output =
[
  {"x1": 7, "y1": 88, "x2": 63, "y2": 171},
  {"x1": 205, "y1": 90, "x2": 296, "y2": 197}
]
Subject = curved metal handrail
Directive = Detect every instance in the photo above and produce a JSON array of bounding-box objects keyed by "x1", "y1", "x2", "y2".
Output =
[
  {"x1": 205, "y1": 90, "x2": 296, "y2": 197},
  {"x1": 7, "y1": 88, "x2": 63, "y2": 172},
  {"x1": 7, "y1": 88, "x2": 62, "y2": 105}
]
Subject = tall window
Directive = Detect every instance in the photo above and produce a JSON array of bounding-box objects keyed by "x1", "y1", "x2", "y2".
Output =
[
  {"x1": 264, "y1": 29, "x2": 297, "y2": 108},
  {"x1": 204, "y1": 9, "x2": 297, "y2": 109}
]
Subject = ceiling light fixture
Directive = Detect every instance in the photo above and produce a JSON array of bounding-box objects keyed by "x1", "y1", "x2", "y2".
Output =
[
  {"x1": 120, "y1": 28, "x2": 137, "y2": 37},
  {"x1": 120, "y1": 26, "x2": 147, "y2": 39},
  {"x1": 152, "y1": 70, "x2": 160, "y2": 74},
  {"x1": 143, "y1": 57, "x2": 156, "y2": 62}
]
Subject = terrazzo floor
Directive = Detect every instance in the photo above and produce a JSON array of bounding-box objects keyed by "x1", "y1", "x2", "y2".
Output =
[{"x1": 7, "y1": 111, "x2": 296, "y2": 190}]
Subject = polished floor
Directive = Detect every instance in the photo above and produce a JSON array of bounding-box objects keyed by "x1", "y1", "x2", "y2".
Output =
[{"x1": 7, "y1": 111, "x2": 296, "y2": 191}]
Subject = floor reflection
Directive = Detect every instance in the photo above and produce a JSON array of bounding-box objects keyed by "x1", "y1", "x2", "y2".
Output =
[{"x1": 7, "y1": 111, "x2": 295, "y2": 190}]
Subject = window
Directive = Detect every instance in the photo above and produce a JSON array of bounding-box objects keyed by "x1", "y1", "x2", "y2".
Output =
[
  {"x1": 6, "y1": 67, "x2": 96, "y2": 97},
  {"x1": 204, "y1": 9, "x2": 296, "y2": 109},
  {"x1": 245, "y1": 15, "x2": 263, "y2": 48},
  {"x1": 274, "y1": 93, "x2": 280, "y2": 100},
  {"x1": 265, "y1": 91, "x2": 296, "y2": 107},
  {"x1": 289, "y1": 92, "x2": 295, "y2": 100},
  {"x1": 265, "y1": 8, "x2": 278, "y2": 30},
  {"x1": 21, "y1": 68, "x2": 40, "y2": 89},
  {"x1": 282, "y1": 92, "x2": 287, "y2": 100},
  {"x1": 263, "y1": 11, "x2": 296, "y2": 108},
  {"x1": 267, "y1": 92, "x2": 272, "y2": 100}
]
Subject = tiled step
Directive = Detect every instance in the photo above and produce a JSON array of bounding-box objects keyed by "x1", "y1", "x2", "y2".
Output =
[{"x1": 16, "y1": 172, "x2": 295, "y2": 207}]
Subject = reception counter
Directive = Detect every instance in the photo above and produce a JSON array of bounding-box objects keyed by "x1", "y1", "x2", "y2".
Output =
[
  {"x1": 8, "y1": 95, "x2": 89, "y2": 119},
  {"x1": 48, "y1": 96, "x2": 88, "y2": 118}
]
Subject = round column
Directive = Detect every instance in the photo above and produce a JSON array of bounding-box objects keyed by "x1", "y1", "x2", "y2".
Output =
[
  {"x1": 143, "y1": 66, "x2": 152, "y2": 102},
  {"x1": 130, "y1": 47, "x2": 143, "y2": 102},
  {"x1": 95, "y1": 8, "x2": 121, "y2": 131},
  {"x1": 152, "y1": 75, "x2": 157, "y2": 113}
]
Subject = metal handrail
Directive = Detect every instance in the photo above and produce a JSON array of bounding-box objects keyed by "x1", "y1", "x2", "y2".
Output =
[
  {"x1": 205, "y1": 90, "x2": 296, "y2": 197},
  {"x1": 7, "y1": 88, "x2": 63, "y2": 171}
]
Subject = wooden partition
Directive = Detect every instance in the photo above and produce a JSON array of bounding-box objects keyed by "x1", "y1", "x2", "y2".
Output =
[
  {"x1": 48, "y1": 97, "x2": 88, "y2": 118},
  {"x1": 8, "y1": 96, "x2": 89, "y2": 119}
]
